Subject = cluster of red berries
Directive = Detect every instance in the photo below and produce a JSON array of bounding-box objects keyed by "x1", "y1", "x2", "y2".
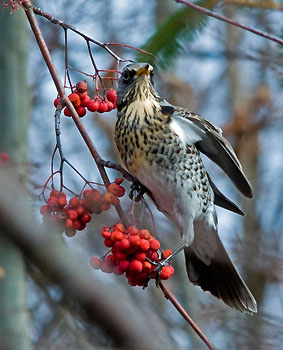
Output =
[
  {"x1": 0, "y1": 151, "x2": 10, "y2": 166},
  {"x1": 90, "y1": 224, "x2": 175, "y2": 286},
  {"x1": 54, "y1": 81, "x2": 117, "y2": 118},
  {"x1": 40, "y1": 178, "x2": 125, "y2": 237}
]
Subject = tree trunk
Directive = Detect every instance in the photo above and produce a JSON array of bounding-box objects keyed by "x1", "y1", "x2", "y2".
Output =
[{"x1": 0, "y1": 8, "x2": 31, "y2": 350}]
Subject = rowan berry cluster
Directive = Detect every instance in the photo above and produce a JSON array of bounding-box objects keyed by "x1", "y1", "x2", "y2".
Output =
[
  {"x1": 40, "y1": 178, "x2": 125, "y2": 237},
  {"x1": 54, "y1": 81, "x2": 117, "y2": 118},
  {"x1": 90, "y1": 224, "x2": 175, "y2": 286}
]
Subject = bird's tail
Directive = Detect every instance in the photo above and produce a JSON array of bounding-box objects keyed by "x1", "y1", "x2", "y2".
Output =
[{"x1": 184, "y1": 226, "x2": 257, "y2": 314}]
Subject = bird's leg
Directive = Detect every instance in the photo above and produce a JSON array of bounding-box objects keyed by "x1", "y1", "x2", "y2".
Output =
[
  {"x1": 152, "y1": 218, "x2": 194, "y2": 277},
  {"x1": 146, "y1": 243, "x2": 187, "y2": 288},
  {"x1": 129, "y1": 179, "x2": 148, "y2": 202}
]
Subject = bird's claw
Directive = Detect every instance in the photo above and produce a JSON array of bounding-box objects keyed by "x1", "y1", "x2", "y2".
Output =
[{"x1": 129, "y1": 179, "x2": 147, "y2": 202}]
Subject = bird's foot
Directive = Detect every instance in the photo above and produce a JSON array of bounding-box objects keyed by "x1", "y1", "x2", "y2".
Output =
[
  {"x1": 129, "y1": 179, "x2": 147, "y2": 202},
  {"x1": 145, "y1": 258, "x2": 169, "y2": 288}
]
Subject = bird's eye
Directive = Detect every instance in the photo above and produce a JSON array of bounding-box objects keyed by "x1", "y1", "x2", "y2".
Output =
[{"x1": 122, "y1": 70, "x2": 131, "y2": 82}]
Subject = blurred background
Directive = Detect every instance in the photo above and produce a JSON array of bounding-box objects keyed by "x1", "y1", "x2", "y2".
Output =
[{"x1": 1, "y1": 0, "x2": 283, "y2": 349}]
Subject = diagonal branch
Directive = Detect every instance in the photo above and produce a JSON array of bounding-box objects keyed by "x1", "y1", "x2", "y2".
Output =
[
  {"x1": 159, "y1": 281, "x2": 215, "y2": 349},
  {"x1": 176, "y1": 0, "x2": 283, "y2": 46},
  {"x1": 22, "y1": 0, "x2": 129, "y2": 227}
]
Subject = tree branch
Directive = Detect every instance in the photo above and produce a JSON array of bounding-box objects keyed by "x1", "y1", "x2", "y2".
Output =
[
  {"x1": 0, "y1": 168, "x2": 173, "y2": 350},
  {"x1": 22, "y1": 0, "x2": 129, "y2": 227},
  {"x1": 176, "y1": 0, "x2": 283, "y2": 45}
]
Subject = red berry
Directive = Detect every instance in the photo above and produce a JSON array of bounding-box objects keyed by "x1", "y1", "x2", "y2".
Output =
[
  {"x1": 90, "y1": 189, "x2": 103, "y2": 203},
  {"x1": 106, "y1": 89, "x2": 117, "y2": 103},
  {"x1": 83, "y1": 189, "x2": 92, "y2": 198},
  {"x1": 129, "y1": 259, "x2": 143, "y2": 273},
  {"x1": 119, "y1": 260, "x2": 130, "y2": 271},
  {"x1": 97, "y1": 101, "x2": 108, "y2": 113},
  {"x1": 111, "y1": 231, "x2": 124, "y2": 241},
  {"x1": 73, "y1": 219, "x2": 86, "y2": 231},
  {"x1": 80, "y1": 212, "x2": 91, "y2": 224},
  {"x1": 106, "y1": 100, "x2": 113, "y2": 111},
  {"x1": 135, "y1": 252, "x2": 146, "y2": 262},
  {"x1": 101, "y1": 229, "x2": 111, "y2": 239},
  {"x1": 127, "y1": 225, "x2": 139, "y2": 236},
  {"x1": 112, "y1": 223, "x2": 125, "y2": 232},
  {"x1": 69, "y1": 197, "x2": 81, "y2": 209},
  {"x1": 142, "y1": 261, "x2": 152, "y2": 272},
  {"x1": 65, "y1": 228, "x2": 76, "y2": 237},
  {"x1": 68, "y1": 93, "x2": 81, "y2": 107},
  {"x1": 160, "y1": 266, "x2": 175, "y2": 280},
  {"x1": 119, "y1": 238, "x2": 130, "y2": 250},
  {"x1": 139, "y1": 239, "x2": 150, "y2": 252},
  {"x1": 104, "y1": 192, "x2": 119, "y2": 206},
  {"x1": 50, "y1": 190, "x2": 61, "y2": 198},
  {"x1": 105, "y1": 255, "x2": 116, "y2": 266},
  {"x1": 76, "y1": 206, "x2": 85, "y2": 216},
  {"x1": 115, "y1": 251, "x2": 127, "y2": 261},
  {"x1": 57, "y1": 196, "x2": 67, "y2": 207},
  {"x1": 100, "y1": 261, "x2": 113, "y2": 274},
  {"x1": 140, "y1": 229, "x2": 151, "y2": 240},
  {"x1": 114, "y1": 178, "x2": 124, "y2": 185},
  {"x1": 87, "y1": 99, "x2": 99, "y2": 112},
  {"x1": 47, "y1": 197, "x2": 58, "y2": 211},
  {"x1": 148, "y1": 251, "x2": 159, "y2": 262},
  {"x1": 107, "y1": 183, "x2": 121, "y2": 196},
  {"x1": 116, "y1": 186, "x2": 125, "y2": 197},
  {"x1": 128, "y1": 235, "x2": 140, "y2": 247},
  {"x1": 150, "y1": 239, "x2": 160, "y2": 251},
  {"x1": 76, "y1": 81, "x2": 87, "y2": 93},
  {"x1": 67, "y1": 209, "x2": 78, "y2": 220},
  {"x1": 113, "y1": 265, "x2": 124, "y2": 275},
  {"x1": 54, "y1": 97, "x2": 60, "y2": 108},
  {"x1": 90, "y1": 256, "x2": 102, "y2": 270},
  {"x1": 162, "y1": 249, "x2": 173, "y2": 259},
  {"x1": 80, "y1": 94, "x2": 90, "y2": 107},
  {"x1": 100, "y1": 201, "x2": 111, "y2": 211},
  {"x1": 40, "y1": 205, "x2": 50, "y2": 215},
  {"x1": 64, "y1": 107, "x2": 72, "y2": 117},
  {"x1": 76, "y1": 106, "x2": 86, "y2": 117},
  {"x1": 104, "y1": 238, "x2": 114, "y2": 247},
  {"x1": 65, "y1": 218, "x2": 74, "y2": 229}
]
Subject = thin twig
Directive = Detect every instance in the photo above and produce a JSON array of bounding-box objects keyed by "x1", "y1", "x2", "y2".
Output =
[
  {"x1": 159, "y1": 281, "x2": 215, "y2": 350},
  {"x1": 176, "y1": 0, "x2": 283, "y2": 45},
  {"x1": 224, "y1": 0, "x2": 283, "y2": 11},
  {"x1": 23, "y1": 1, "x2": 133, "y2": 62}
]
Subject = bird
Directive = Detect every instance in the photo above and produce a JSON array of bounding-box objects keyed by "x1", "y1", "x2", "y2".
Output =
[{"x1": 114, "y1": 62, "x2": 257, "y2": 314}]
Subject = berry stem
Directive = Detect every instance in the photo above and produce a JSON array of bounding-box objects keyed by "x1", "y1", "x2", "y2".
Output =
[
  {"x1": 159, "y1": 281, "x2": 215, "y2": 350},
  {"x1": 23, "y1": 0, "x2": 129, "y2": 227}
]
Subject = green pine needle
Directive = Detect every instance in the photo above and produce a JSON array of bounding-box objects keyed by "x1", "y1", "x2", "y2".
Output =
[{"x1": 136, "y1": 0, "x2": 213, "y2": 69}]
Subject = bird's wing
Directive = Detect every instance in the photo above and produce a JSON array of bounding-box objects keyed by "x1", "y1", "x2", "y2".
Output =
[{"x1": 164, "y1": 104, "x2": 254, "y2": 198}]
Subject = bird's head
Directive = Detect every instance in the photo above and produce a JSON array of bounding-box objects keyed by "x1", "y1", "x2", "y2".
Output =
[{"x1": 117, "y1": 63, "x2": 158, "y2": 110}]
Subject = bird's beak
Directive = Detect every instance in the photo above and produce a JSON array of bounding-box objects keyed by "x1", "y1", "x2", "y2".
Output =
[{"x1": 135, "y1": 64, "x2": 151, "y2": 77}]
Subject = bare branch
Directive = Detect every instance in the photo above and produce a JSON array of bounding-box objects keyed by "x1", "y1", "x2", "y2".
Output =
[
  {"x1": 0, "y1": 169, "x2": 172, "y2": 350},
  {"x1": 159, "y1": 281, "x2": 215, "y2": 350},
  {"x1": 176, "y1": 0, "x2": 283, "y2": 45},
  {"x1": 22, "y1": 0, "x2": 129, "y2": 227}
]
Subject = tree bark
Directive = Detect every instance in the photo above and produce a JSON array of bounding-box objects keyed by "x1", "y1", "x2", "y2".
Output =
[{"x1": 0, "y1": 8, "x2": 31, "y2": 350}]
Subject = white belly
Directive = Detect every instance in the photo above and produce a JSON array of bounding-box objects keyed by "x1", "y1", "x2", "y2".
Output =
[{"x1": 131, "y1": 163, "x2": 207, "y2": 232}]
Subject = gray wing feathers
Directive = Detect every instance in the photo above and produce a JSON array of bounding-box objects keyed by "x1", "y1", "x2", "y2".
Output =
[
  {"x1": 207, "y1": 175, "x2": 245, "y2": 216},
  {"x1": 172, "y1": 109, "x2": 254, "y2": 198}
]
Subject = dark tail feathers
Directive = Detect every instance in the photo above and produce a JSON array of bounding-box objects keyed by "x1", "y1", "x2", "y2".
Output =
[{"x1": 184, "y1": 232, "x2": 257, "y2": 314}]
